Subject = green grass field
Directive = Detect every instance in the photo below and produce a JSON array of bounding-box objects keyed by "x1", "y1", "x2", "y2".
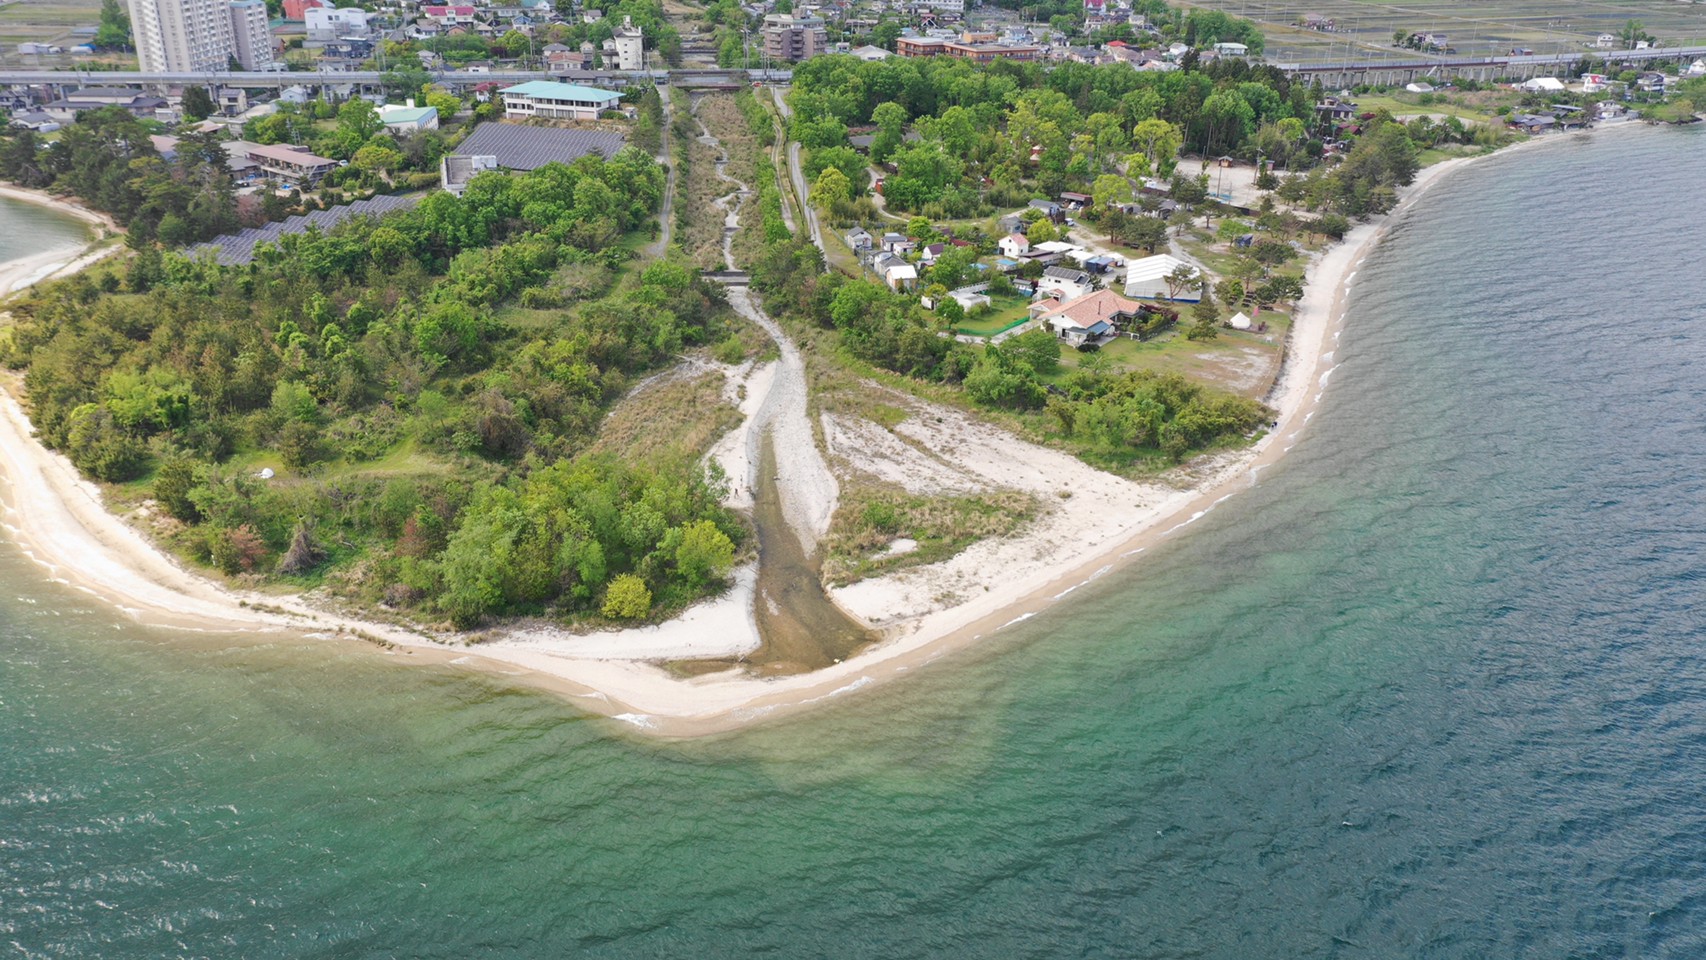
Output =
[{"x1": 954, "y1": 292, "x2": 1032, "y2": 337}]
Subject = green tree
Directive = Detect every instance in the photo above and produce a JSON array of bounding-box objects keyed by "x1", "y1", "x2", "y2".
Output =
[
  {"x1": 602, "y1": 573, "x2": 652, "y2": 618},
  {"x1": 809, "y1": 166, "x2": 853, "y2": 207},
  {"x1": 1130, "y1": 119, "x2": 1182, "y2": 176},
  {"x1": 1006, "y1": 328, "x2": 1063, "y2": 375},
  {"x1": 94, "y1": 0, "x2": 131, "y2": 49},
  {"x1": 672, "y1": 520, "x2": 734, "y2": 587},
  {"x1": 1092, "y1": 173, "x2": 1133, "y2": 210},
  {"x1": 182, "y1": 86, "x2": 215, "y2": 121}
]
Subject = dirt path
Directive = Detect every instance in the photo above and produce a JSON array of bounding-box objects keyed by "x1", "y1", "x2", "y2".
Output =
[{"x1": 642, "y1": 85, "x2": 675, "y2": 260}]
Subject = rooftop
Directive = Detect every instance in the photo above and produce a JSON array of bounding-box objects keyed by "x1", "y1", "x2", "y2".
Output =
[
  {"x1": 499, "y1": 81, "x2": 622, "y2": 102},
  {"x1": 453, "y1": 122, "x2": 625, "y2": 171},
  {"x1": 188, "y1": 194, "x2": 421, "y2": 266},
  {"x1": 1038, "y1": 288, "x2": 1142, "y2": 330}
]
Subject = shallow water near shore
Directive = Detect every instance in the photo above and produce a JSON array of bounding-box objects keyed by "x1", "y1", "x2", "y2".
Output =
[
  {"x1": 0, "y1": 193, "x2": 91, "y2": 261},
  {"x1": 6, "y1": 124, "x2": 1706, "y2": 956}
]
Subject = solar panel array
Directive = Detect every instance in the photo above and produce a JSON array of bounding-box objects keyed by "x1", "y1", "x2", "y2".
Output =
[
  {"x1": 188, "y1": 194, "x2": 421, "y2": 267},
  {"x1": 453, "y1": 123, "x2": 625, "y2": 172}
]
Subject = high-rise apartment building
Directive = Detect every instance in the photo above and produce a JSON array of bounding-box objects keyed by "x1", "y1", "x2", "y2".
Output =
[
  {"x1": 228, "y1": 0, "x2": 274, "y2": 69},
  {"x1": 129, "y1": 0, "x2": 275, "y2": 72},
  {"x1": 761, "y1": 14, "x2": 826, "y2": 62}
]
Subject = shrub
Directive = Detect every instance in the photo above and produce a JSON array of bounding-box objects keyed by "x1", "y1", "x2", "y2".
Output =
[
  {"x1": 602, "y1": 574, "x2": 652, "y2": 619},
  {"x1": 153, "y1": 458, "x2": 202, "y2": 521},
  {"x1": 209, "y1": 523, "x2": 268, "y2": 574},
  {"x1": 712, "y1": 334, "x2": 746, "y2": 364}
]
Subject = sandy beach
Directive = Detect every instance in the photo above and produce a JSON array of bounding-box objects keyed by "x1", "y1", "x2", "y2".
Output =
[{"x1": 0, "y1": 142, "x2": 1552, "y2": 736}]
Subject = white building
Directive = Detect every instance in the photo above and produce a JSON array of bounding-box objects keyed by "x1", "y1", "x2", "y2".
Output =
[
  {"x1": 1520, "y1": 76, "x2": 1565, "y2": 93},
  {"x1": 1212, "y1": 41, "x2": 1248, "y2": 57},
  {"x1": 129, "y1": 0, "x2": 236, "y2": 72},
  {"x1": 998, "y1": 232, "x2": 1030, "y2": 258},
  {"x1": 304, "y1": 5, "x2": 368, "y2": 41},
  {"x1": 914, "y1": 0, "x2": 965, "y2": 13},
  {"x1": 498, "y1": 81, "x2": 623, "y2": 121},
  {"x1": 1125, "y1": 253, "x2": 1200, "y2": 301},
  {"x1": 228, "y1": 0, "x2": 273, "y2": 69},
  {"x1": 607, "y1": 16, "x2": 643, "y2": 71},
  {"x1": 1038, "y1": 266, "x2": 1096, "y2": 301},
  {"x1": 379, "y1": 102, "x2": 439, "y2": 133}
]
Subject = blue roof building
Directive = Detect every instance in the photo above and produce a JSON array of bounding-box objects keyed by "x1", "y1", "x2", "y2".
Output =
[{"x1": 499, "y1": 82, "x2": 623, "y2": 121}]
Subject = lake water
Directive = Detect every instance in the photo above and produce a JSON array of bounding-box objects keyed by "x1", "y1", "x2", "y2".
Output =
[
  {"x1": 0, "y1": 194, "x2": 91, "y2": 265},
  {"x1": 5, "y1": 124, "x2": 1706, "y2": 957}
]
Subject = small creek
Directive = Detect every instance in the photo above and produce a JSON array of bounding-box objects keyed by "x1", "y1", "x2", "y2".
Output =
[{"x1": 689, "y1": 94, "x2": 873, "y2": 675}]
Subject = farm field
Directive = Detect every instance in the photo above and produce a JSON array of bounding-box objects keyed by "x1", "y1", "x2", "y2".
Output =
[{"x1": 1175, "y1": 0, "x2": 1706, "y2": 64}]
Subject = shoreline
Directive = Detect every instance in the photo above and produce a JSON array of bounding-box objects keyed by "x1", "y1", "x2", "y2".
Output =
[
  {"x1": 0, "y1": 133, "x2": 1609, "y2": 737},
  {"x1": 0, "y1": 183, "x2": 119, "y2": 298}
]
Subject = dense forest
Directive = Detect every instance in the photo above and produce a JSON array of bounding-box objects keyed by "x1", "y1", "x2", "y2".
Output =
[
  {"x1": 788, "y1": 54, "x2": 1453, "y2": 221},
  {"x1": 1, "y1": 122, "x2": 746, "y2": 628}
]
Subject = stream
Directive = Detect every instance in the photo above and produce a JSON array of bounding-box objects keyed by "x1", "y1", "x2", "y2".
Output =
[{"x1": 689, "y1": 94, "x2": 873, "y2": 673}]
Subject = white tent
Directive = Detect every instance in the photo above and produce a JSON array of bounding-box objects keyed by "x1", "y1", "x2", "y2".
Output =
[
  {"x1": 1125, "y1": 253, "x2": 1200, "y2": 302},
  {"x1": 1520, "y1": 77, "x2": 1565, "y2": 92},
  {"x1": 1228, "y1": 311, "x2": 1252, "y2": 330}
]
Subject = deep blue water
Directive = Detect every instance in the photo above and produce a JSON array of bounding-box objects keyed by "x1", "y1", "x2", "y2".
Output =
[{"x1": 3, "y1": 124, "x2": 1705, "y2": 958}]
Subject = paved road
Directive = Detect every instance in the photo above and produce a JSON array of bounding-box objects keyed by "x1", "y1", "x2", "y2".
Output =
[{"x1": 770, "y1": 86, "x2": 826, "y2": 256}]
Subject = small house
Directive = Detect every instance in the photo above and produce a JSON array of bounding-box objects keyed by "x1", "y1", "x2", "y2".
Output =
[
  {"x1": 1036, "y1": 289, "x2": 1143, "y2": 345},
  {"x1": 920, "y1": 242, "x2": 947, "y2": 264},
  {"x1": 844, "y1": 226, "x2": 873, "y2": 252},
  {"x1": 883, "y1": 262, "x2": 919, "y2": 292},
  {"x1": 1028, "y1": 198, "x2": 1063, "y2": 222},
  {"x1": 1039, "y1": 265, "x2": 1096, "y2": 301},
  {"x1": 998, "y1": 232, "x2": 1031, "y2": 258}
]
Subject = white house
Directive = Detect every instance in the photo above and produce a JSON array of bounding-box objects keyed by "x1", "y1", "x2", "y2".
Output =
[
  {"x1": 1212, "y1": 41, "x2": 1248, "y2": 57},
  {"x1": 1125, "y1": 253, "x2": 1200, "y2": 301},
  {"x1": 1036, "y1": 289, "x2": 1142, "y2": 345},
  {"x1": 884, "y1": 262, "x2": 919, "y2": 292},
  {"x1": 1038, "y1": 266, "x2": 1096, "y2": 301},
  {"x1": 998, "y1": 232, "x2": 1031, "y2": 258},
  {"x1": 499, "y1": 81, "x2": 622, "y2": 121}
]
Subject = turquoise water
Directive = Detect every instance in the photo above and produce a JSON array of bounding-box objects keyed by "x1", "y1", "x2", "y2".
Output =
[
  {"x1": 0, "y1": 195, "x2": 91, "y2": 264},
  {"x1": 6, "y1": 125, "x2": 1706, "y2": 957}
]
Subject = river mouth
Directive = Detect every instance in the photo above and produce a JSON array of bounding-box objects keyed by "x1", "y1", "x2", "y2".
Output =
[{"x1": 746, "y1": 436, "x2": 874, "y2": 674}]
